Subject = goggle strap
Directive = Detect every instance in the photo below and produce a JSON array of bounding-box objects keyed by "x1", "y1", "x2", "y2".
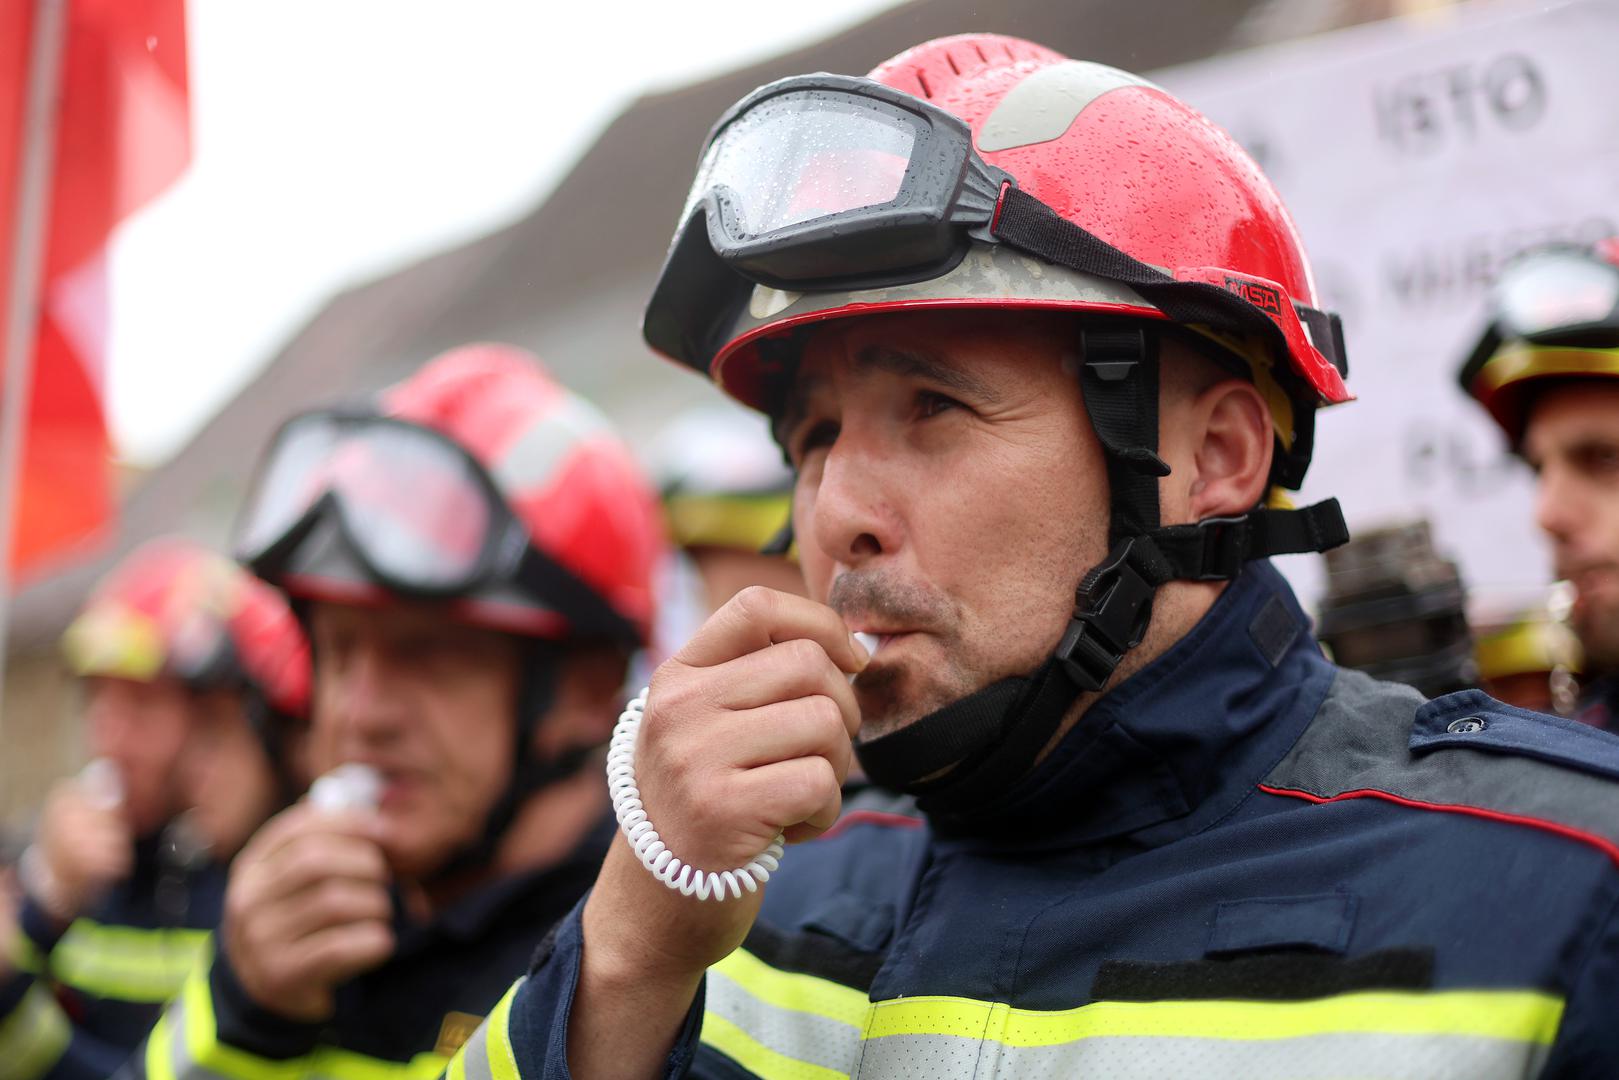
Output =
[{"x1": 994, "y1": 187, "x2": 1312, "y2": 382}]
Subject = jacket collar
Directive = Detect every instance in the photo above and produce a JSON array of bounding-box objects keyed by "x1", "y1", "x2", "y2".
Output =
[{"x1": 938, "y1": 560, "x2": 1336, "y2": 851}]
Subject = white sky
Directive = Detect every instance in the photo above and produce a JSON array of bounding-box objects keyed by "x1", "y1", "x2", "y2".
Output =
[{"x1": 107, "y1": 0, "x2": 904, "y2": 464}]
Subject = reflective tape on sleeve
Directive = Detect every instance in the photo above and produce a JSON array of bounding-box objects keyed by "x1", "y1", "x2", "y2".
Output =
[
  {"x1": 0, "y1": 983, "x2": 71, "y2": 1080},
  {"x1": 49, "y1": 919, "x2": 212, "y2": 1003}
]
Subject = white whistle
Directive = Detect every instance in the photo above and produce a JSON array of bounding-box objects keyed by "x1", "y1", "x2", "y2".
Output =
[
  {"x1": 850, "y1": 633, "x2": 880, "y2": 684},
  {"x1": 78, "y1": 758, "x2": 125, "y2": 811},
  {"x1": 308, "y1": 763, "x2": 383, "y2": 814}
]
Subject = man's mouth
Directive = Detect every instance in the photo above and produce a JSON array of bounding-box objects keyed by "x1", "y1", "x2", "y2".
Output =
[{"x1": 851, "y1": 630, "x2": 911, "y2": 658}]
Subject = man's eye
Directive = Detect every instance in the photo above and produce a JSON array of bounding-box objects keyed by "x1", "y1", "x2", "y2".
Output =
[
  {"x1": 1580, "y1": 445, "x2": 1619, "y2": 475},
  {"x1": 918, "y1": 391, "x2": 961, "y2": 418},
  {"x1": 792, "y1": 421, "x2": 838, "y2": 464}
]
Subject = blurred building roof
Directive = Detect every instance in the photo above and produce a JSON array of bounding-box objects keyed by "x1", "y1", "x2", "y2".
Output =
[{"x1": 10, "y1": 0, "x2": 1400, "y2": 647}]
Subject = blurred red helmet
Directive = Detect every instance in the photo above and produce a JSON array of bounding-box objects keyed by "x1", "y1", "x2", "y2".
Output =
[
  {"x1": 243, "y1": 344, "x2": 666, "y2": 645},
  {"x1": 63, "y1": 537, "x2": 311, "y2": 717}
]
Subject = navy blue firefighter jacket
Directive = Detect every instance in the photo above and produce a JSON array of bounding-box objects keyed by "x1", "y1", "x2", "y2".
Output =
[
  {"x1": 0, "y1": 831, "x2": 224, "y2": 1080},
  {"x1": 453, "y1": 560, "x2": 1619, "y2": 1078}
]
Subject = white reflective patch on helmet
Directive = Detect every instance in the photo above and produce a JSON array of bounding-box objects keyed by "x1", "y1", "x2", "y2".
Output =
[
  {"x1": 750, "y1": 286, "x2": 802, "y2": 320},
  {"x1": 978, "y1": 60, "x2": 1161, "y2": 153}
]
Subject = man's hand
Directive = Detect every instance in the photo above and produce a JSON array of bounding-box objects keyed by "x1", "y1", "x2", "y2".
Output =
[
  {"x1": 571, "y1": 586, "x2": 868, "y2": 1075},
  {"x1": 24, "y1": 777, "x2": 134, "y2": 924},
  {"x1": 222, "y1": 804, "x2": 395, "y2": 1022}
]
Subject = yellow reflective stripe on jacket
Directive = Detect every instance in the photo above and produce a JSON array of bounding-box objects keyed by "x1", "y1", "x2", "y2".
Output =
[
  {"x1": 146, "y1": 963, "x2": 465, "y2": 1080},
  {"x1": 699, "y1": 944, "x2": 1566, "y2": 1080},
  {"x1": 0, "y1": 983, "x2": 72, "y2": 1080},
  {"x1": 857, "y1": 990, "x2": 1564, "y2": 1080},
  {"x1": 49, "y1": 919, "x2": 211, "y2": 1003},
  {"x1": 702, "y1": 948, "x2": 867, "y2": 1077},
  {"x1": 444, "y1": 980, "x2": 522, "y2": 1080},
  {"x1": 712, "y1": 948, "x2": 868, "y2": 1028},
  {"x1": 5, "y1": 924, "x2": 46, "y2": 975},
  {"x1": 701, "y1": 1012, "x2": 849, "y2": 1080},
  {"x1": 861, "y1": 988, "x2": 1564, "y2": 1044}
]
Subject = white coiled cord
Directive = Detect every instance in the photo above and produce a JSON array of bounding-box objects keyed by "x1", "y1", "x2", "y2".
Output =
[{"x1": 607, "y1": 688, "x2": 785, "y2": 901}]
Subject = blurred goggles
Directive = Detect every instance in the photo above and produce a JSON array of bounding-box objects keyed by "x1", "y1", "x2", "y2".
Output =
[
  {"x1": 645, "y1": 73, "x2": 1348, "y2": 403},
  {"x1": 1460, "y1": 244, "x2": 1619, "y2": 404},
  {"x1": 1490, "y1": 245, "x2": 1619, "y2": 346},
  {"x1": 235, "y1": 410, "x2": 637, "y2": 644}
]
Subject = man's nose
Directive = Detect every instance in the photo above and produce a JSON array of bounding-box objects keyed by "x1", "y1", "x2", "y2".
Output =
[
  {"x1": 1534, "y1": 462, "x2": 1582, "y2": 548},
  {"x1": 809, "y1": 429, "x2": 901, "y2": 570},
  {"x1": 323, "y1": 644, "x2": 402, "y2": 745}
]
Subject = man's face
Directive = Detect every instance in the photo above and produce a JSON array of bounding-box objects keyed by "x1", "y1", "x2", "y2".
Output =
[
  {"x1": 306, "y1": 601, "x2": 523, "y2": 879},
  {"x1": 782, "y1": 310, "x2": 1110, "y2": 738},
  {"x1": 175, "y1": 691, "x2": 278, "y2": 859},
  {"x1": 1526, "y1": 382, "x2": 1619, "y2": 670},
  {"x1": 82, "y1": 676, "x2": 192, "y2": 836}
]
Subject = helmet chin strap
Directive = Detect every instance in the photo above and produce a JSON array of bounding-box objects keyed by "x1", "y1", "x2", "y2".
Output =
[
  {"x1": 422, "y1": 641, "x2": 601, "y2": 886},
  {"x1": 853, "y1": 327, "x2": 1348, "y2": 823}
]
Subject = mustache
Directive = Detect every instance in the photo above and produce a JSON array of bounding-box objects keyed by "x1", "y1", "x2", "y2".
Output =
[
  {"x1": 1556, "y1": 559, "x2": 1618, "y2": 581},
  {"x1": 827, "y1": 570, "x2": 953, "y2": 629}
]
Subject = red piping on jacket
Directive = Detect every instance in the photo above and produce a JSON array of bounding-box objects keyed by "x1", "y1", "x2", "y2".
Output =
[
  {"x1": 1258, "y1": 783, "x2": 1619, "y2": 868},
  {"x1": 818, "y1": 809, "x2": 925, "y2": 842}
]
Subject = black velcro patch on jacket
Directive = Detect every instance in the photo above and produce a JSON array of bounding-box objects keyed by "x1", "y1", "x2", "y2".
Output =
[
  {"x1": 742, "y1": 920, "x2": 884, "y2": 993},
  {"x1": 1092, "y1": 947, "x2": 1433, "y2": 1002}
]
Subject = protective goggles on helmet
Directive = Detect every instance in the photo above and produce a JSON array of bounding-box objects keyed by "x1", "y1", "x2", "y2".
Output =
[
  {"x1": 1461, "y1": 245, "x2": 1619, "y2": 379},
  {"x1": 235, "y1": 410, "x2": 638, "y2": 646},
  {"x1": 645, "y1": 73, "x2": 1349, "y2": 406}
]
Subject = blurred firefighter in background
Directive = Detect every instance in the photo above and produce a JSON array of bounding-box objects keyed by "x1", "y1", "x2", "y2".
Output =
[
  {"x1": 119, "y1": 345, "x2": 667, "y2": 1078},
  {"x1": 0, "y1": 538, "x2": 310, "y2": 1080},
  {"x1": 1472, "y1": 590, "x2": 1583, "y2": 715},
  {"x1": 648, "y1": 403, "x2": 804, "y2": 657},
  {"x1": 1315, "y1": 520, "x2": 1476, "y2": 698},
  {"x1": 1459, "y1": 238, "x2": 1619, "y2": 729}
]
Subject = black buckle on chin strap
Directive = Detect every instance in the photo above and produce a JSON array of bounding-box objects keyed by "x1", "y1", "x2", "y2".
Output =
[
  {"x1": 1148, "y1": 499, "x2": 1351, "y2": 582},
  {"x1": 1188, "y1": 514, "x2": 1252, "y2": 582},
  {"x1": 1056, "y1": 537, "x2": 1164, "y2": 691}
]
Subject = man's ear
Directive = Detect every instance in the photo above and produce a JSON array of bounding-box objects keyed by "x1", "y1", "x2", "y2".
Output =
[
  {"x1": 1175, "y1": 379, "x2": 1275, "y2": 523},
  {"x1": 530, "y1": 646, "x2": 631, "y2": 757}
]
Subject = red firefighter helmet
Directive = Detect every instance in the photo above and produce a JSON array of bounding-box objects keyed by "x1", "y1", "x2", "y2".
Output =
[
  {"x1": 63, "y1": 537, "x2": 310, "y2": 718},
  {"x1": 647, "y1": 33, "x2": 1351, "y2": 491},
  {"x1": 239, "y1": 344, "x2": 666, "y2": 647}
]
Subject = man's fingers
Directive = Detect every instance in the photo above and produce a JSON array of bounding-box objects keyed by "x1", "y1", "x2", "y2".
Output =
[
  {"x1": 705, "y1": 641, "x2": 862, "y2": 739},
  {"x1": 733, "y1": 757, "x2": 842, "y2": 840},
  {"x1": 726, "y1": 698, "x2": 854, "y2": 779},
  {"x1": 234, "y1": 832, "x2": 389, "y2": 908},
  {"x1": 283, "y1": 920, "x2": 395, "y2": 988},
  {"x1": 240, "y1": 804, "x2": 384, "y2": 866},
  {"x1": 674, "y1": 587, "x2": 870, "y2": 673},
  {"x1": 253, "y1": 879, "x2": 394, "y2": 947}
]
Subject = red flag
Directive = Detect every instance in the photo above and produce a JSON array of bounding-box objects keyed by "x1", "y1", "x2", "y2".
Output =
[{"x1": 0, "y1": 0, "x2": 190, "y2": 581}]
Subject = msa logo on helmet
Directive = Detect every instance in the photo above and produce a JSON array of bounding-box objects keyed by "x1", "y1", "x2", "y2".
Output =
[{"x1": 1223, "y1": 276, "x2": 1285, "y2": 319}]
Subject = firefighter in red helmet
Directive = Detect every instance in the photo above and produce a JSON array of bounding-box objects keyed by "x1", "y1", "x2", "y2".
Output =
[
  {"x1": 119, "y1": 345, "x2": 667, "y2": 1078},
  {"x1": 0, "y1": 538, "x2": 309, "y2": 1080},
  {"x1": 466, "y1": 37, "x2": 1619, "y2": 1079}
]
